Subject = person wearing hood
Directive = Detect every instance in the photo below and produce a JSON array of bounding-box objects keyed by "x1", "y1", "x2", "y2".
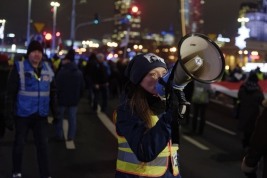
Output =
[
  {"x1": 238, "y1": 71, "x2": 264, "y2": 151},
  {"x1": 55, "y1": 49, "x2": 85, "y2": 141}
]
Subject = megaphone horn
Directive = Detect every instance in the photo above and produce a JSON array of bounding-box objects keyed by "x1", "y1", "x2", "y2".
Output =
[{"x1": 156, "y1": 33, "x2": 225, "y2": 96}]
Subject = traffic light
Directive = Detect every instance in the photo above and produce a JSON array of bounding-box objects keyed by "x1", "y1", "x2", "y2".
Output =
[
  {"x1": 44, "y1": 33, "x2": 52, "y2": 48},
  {"x1": 94, "y1": 13, "x2": 99, "y2": 24},
  {"x1": 125, "y1": 5, "x2": 139, "y2": 20},
  {"x1": 131, "y1": 6, "x2": 139, "y2": 13},
  {"x1": 130, "y1": 5, "x2": 139, "y2": 17}
]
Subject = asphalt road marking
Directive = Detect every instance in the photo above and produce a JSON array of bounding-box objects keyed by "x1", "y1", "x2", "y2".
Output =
[
  {"x1": 96, "y1": 106, "x2": 117, "y2": 138},
  {"x1": 205, "y1": 121, "x2": 236, "y2": 135},
  {"x1": 48, "y1": 116, "x2": 76, "y2": 149},
  {"x1": 182, "y1": 135, "x2": 209, "y2": 150},
  {"x1": 189, "y1": 114, "x2": 236, "y2": 136}
]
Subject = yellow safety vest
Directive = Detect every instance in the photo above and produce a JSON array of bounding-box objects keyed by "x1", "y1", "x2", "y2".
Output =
[
  {"x1": 8, "y1": 58, "x2": 14, "y2": 66},
  {"x1": 113, "y1": 111, "x2": 179, "y2": 177},
  {"x1": 82, "y1": 60, "x2": 87, "y2": 67},
  {"x1": 51, "y1": 58, "x2": 61, "y2": 70},
  {"x1": 256, "y1": 72, "x2": 264, "y2": 80}
]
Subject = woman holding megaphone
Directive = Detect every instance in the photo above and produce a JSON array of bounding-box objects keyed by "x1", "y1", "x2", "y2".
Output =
[{"x1": 113, "y1": 53, "x2": 182, "y2": 178}]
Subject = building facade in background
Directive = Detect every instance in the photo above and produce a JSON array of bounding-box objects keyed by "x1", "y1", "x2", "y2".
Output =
[
  {"x1": 112, "y1": 0, "x2": 141, "y2": 45},
  {"x1": 184, "y1": 0, "x2": 204, "y2": 34}
]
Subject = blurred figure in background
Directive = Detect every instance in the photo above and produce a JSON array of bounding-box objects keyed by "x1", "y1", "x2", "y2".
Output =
[
  {"x1": 229, "y1": 64, "x2": 246, "y2": 82},
  {"x1": 116, "y1": 58, "x2": 129, "y2": 96},
  {"x1": 51, "y1": 54, "x2": 61, "y2": 75},
  {"x1": 241, "y1": 99, "x2": 267, "y2": 178},
  {"x1": 91, "y1": 53, "x2": 110, "y2": 112},
  {"x1": 191, "y1": 81, "x2": 214, "y2": 135},
  {"x1": 0, "y1": 54, "x2": 10, "y2": 139},
  {"x1": 84, "y1": 53, "x2": 98, "y2": 106},
  {"x1": 255, "y1": 66, "x2": 265, "y2": 81},
  {"x1": 55, "y1": 49, "x2": 85, "y2": 141},
  {"x1": 107, "y1": 59, "x2": 120, "y2": 99},
  {"x1": 238, "y1": 71, "x2": 264, "y2": 151}
]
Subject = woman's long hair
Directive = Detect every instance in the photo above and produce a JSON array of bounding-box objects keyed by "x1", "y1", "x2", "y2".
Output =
[
  {"x1": 125, "y1": 81, "x2": 153, "y2": 129},
  {"x1": 125, "y1": 81, "x2": 153, "y2": 170}
]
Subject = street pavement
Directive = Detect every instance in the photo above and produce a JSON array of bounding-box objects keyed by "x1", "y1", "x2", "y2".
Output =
[{"x1": 0, "y1": 93, "x2": 264, "y2": 178}]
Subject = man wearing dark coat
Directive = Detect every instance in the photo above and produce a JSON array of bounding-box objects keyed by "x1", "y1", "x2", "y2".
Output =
[
  {"x1": 241, "y1": 99, "x2": 267, "y2": 178},
  {"x1": 238, "y1": 71, "x2": 264, "y2": 150},
  {"x1": 55, "y1": 49, "x2": 85, "y2": 141}
]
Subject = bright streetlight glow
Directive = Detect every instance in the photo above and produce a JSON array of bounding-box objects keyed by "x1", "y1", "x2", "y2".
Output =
[
  {"x1": 238, "y1": 17, "x2": 249, "y2": 23},
  {"x1": 50, "y1": 1, "x2": 60, "y2": 55},
  {"x1": 107, "y1": 42, "x2": 118, "y2": 47},
  {"x1": 170, "y1": 47, "x2": 177, "y2": 52},
  {"x1": 51, "y1": 2, "x2": 60, "y2": 7},
  {"x1": 251, "y1": 51, "x2": 258, "y2": 55},
  {"x1": 131, "y1": 6, "x2": 138, "y2": 13}
]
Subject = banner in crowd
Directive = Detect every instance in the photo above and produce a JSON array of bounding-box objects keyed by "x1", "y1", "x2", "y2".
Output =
[{"x1": 211, "y1": 80, "x2": 267, "y2": 98}]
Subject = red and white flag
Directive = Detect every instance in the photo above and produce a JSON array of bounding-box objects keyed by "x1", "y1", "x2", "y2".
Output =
[{"x1": 211, "y1": 80, "x2": 267, "y2": 98}]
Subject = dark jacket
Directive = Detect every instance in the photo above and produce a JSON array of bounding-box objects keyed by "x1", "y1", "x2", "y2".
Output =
[
  {"x1": 115, "y1": 92, "x2": 180, "y2": 178},
  {"x1": 56, "y1": 61, "x2": 85, "y2": 106},
  {"x1": 4, "y1": 61, "x2": 60, "y2": 127},
  {"x1": 0, "y1": 65, "x2": 10, "y2": 114},
  {"x1": 0, "y1": 64, "x2": 10, "y2": 138},
  {"x1": 245, "y1": 107, "x2": 267, "y2": 178},
  {"x1": 91, "y1": 61, "x2": 110, "y2": 85},
  {"x1": 238, "y1": 82, "x2": 264, "y2": 132}
]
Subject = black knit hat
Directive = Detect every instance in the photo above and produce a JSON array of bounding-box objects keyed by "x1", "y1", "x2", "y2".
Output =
[
  {"x1": 27, "y1": 40, "x2": 43, "y2": 56},
  {"x1": 124, "y1": 53, "x2": 167, "y2": 85},
  {"x1": 64, "y1": 48, "x2": 75, "y2": 61}
]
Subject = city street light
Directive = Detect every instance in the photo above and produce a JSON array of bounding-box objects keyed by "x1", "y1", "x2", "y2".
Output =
[
  {"x1": 70, "y1": 0, "x2": 76, "y2": 47},
  {"x1": 0, "y1": 19, "x2": 6, "y2": 49},
  {"x1": 27, "y1": 0, "x2": 32, "y2": 47},
  {"x1": 50, "y1": 1, "x2": 60, "y2": 55}
]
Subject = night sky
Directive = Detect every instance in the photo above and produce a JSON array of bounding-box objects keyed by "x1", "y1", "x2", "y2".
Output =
[{"x1": 0, "y1": 0, "x2": 259, "y2": 44}]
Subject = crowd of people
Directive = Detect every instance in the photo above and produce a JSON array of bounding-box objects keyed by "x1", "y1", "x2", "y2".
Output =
[
  {"x1": 1, "y1": 40, "x2": 267, "y2": 177},
  {"x1": 0, "y1": 40, "x2": 131, "y2": 178}
]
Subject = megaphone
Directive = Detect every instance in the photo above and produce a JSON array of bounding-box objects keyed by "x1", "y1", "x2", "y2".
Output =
[{"x1": 156, "y1": 33, "x2": 225, "y2": 96}]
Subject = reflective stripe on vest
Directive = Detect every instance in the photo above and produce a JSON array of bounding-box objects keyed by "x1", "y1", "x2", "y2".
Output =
[{"x1": 114, "y1": 110, "x2": 179, "y2": 177}]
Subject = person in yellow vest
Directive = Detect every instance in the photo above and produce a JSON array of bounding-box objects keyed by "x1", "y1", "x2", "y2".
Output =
[
  {"x1": 255, "y1": 66, "x2": 265, "y2": 81},
  {"x1": 51, "y1": 54, "x2": 61, "y2": 73},
  {"x1": 114, "y1": 53, "x2": 181, "y2": 178}
]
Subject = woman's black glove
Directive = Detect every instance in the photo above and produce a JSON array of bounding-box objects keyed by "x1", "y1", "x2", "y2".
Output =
[{"x1": 166, "y1": 88, "x2": 190, "y2": 119}]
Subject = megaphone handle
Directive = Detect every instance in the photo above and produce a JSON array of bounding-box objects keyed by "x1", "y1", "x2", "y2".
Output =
[{"x1": 171, "y1": 89, "x2": 190, "y2": 145}]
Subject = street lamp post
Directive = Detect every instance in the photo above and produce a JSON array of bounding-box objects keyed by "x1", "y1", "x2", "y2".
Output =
[
  {"x1": 51, "y1": 1, "x2": 60, "y2": 55},
  {"x1": 0, "y1": 19, "x2": 6, "y2": 49},
  {"x1": 70, "y1": 0, "x2": 76, "y2": 47},
  {"x1": 27, "y1": 0, "x2": 32, "y2": 46},
  {"x1": 180, "y1": 0, "x2": 186, "y2": 37}
]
